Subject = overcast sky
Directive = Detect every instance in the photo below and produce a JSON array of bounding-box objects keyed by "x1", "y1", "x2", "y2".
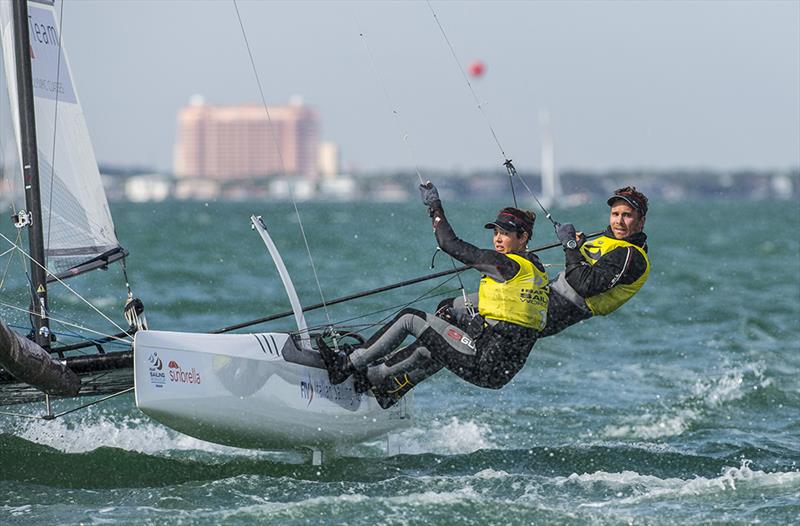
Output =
[{"x1": 60, "y1": 0, "x2": 799, "y2": 174}]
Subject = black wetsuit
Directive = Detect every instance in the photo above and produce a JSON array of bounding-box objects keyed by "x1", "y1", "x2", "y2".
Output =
[
  {"x1": 350, "y1": 203, "x2": 544, "y2": 408},
  {"x1": 540, "y1": 227, "x2": 648, "y2": 337}
]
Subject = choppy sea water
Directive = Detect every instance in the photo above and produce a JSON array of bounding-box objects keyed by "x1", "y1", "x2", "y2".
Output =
[{"x1": 1, "y1": 199, "x2": 798, "y2": 525}]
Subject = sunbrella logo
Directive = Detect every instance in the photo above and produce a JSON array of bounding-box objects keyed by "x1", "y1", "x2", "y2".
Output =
[{"x1": 168, "y1": 360, "x2": 202, "y2": 385}]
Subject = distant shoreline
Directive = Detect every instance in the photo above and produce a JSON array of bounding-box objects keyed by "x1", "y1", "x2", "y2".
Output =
[{"x1": 98, "y1": 166, "x2": 799, "y2": 203}]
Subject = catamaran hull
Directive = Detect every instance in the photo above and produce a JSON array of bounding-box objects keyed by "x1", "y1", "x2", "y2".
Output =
[{"x1": 133, "y1": 330, "x2": 412, "y2": 451}]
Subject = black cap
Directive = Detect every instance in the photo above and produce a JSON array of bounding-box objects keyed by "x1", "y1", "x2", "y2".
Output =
[
  {"x1": 484, "y1": 208, "x2": 533, "y2": 236},
  {"x1": 607, "y1": 192, "x2": 647, "y2": 216}
]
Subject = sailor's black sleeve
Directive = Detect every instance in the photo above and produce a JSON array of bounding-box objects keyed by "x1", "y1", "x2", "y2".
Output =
[
  {"x1": 429, "y1": 203, "x2": 519, "y2": 282},
  {"x1": 563, "y1": 245, "x2": 647, "y2": 298}
]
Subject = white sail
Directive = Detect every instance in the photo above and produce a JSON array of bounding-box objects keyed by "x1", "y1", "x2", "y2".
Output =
[
  {"x1": 0, "y1": 0, "x2": 120, "y2": 277},
  {"x1": 0, "y1": 1, "x2": 22, "y2": 210}
]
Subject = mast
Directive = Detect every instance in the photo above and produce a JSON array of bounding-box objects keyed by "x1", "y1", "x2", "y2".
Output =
[{"x1": 11, "y1": 0, "x2": 50, "y2": 349}]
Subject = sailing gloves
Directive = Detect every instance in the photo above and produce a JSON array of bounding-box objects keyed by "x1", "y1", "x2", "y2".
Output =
[
  {"x1": 419, "y1": 181, "x2": 441, "y2": 208},
  {"x1": 555, "y1": 222, "x2": 579, "y2": 250}
]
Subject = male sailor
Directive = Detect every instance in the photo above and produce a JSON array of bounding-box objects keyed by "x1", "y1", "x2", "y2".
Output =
[
  {"x1": 542, "y1": 186, "x2": 650, "y2": 336},
  {"x1": 317, "y1": 182, "x2": 549, "y2": 408}
]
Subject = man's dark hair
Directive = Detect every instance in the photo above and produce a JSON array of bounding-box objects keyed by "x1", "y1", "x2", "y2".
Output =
[{"x1": 610, "y1": 186, "x2": 649, "y2": 217}]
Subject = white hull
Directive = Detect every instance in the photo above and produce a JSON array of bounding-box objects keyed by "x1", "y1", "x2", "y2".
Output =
[{"x1": 133, "y1": 330, "x2": 412, "y2": 451}]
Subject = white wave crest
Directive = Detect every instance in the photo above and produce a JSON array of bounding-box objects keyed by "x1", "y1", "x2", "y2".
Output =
[
  {"x1": 14, "y1": 408, "x2": 263, "y2": 457},
  {"x1": 602, "y1": 409, "x2": 700, "y2": 439},
  {"x1": 205, "y1": 486, "x2": 482, "y2": 522},
  {"x1": 564, "y1": 460, "x2": 800, "y2": 507},
  {"x1": 474, "y1": 468, "x2": 511, "y2": 479},
  {"x1": 12, "y1": 407, "x2": 494, "y2": 460},
  {"x1": 391, "y1": 416, "x2": 495, "y2": 455},
  {"x1": 601, "y1": 361, "x2": 772, "y2": 440}
]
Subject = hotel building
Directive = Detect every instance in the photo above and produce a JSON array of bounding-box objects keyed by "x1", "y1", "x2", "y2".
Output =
[{"x1": 173, "y1": 96, "x2": 319, "y2": 180}]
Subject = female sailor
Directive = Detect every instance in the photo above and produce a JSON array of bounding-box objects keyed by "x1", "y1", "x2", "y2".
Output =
[{"x1": 317, "y1": 182, "x2": 549, "y2": 408}]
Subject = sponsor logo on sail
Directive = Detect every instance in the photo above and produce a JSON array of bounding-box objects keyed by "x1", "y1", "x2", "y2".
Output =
[
  {"x1": 26, "y1": 5, "x2": 77, "y2": 103},
  {"x1": 147, "y1": 352, "x2": 165, "y2": 388},
  {"x1": 168, "y1": 360, "x2": 202, "y2": 385}
]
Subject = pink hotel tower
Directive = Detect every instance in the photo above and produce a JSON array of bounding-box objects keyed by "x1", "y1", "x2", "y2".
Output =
[{"x1": 173, "y1": 96, "x2": 320, "y2": 180}]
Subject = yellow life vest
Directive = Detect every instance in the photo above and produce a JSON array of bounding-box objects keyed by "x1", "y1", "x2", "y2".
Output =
[
  {"x1": 478, "y1": 253, "x2": 549, "y2": 330},
  {"x1": 579, "y1": 236, "x2": 650, "y2": 316}
]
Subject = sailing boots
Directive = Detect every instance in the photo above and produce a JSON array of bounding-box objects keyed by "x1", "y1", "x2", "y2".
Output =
[{"x1": 316, "y1": 335, "x2": 355, "y2": 385}]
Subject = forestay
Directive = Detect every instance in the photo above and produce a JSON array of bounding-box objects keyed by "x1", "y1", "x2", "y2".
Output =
[{"x1": 0, "y1": 0, "x2": 121, "y2": 278}]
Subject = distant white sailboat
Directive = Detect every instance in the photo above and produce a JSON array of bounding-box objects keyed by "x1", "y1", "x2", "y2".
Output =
[
  {"x1": 539, "y1": 109, "x2": 561, "y2": 210},
  {"x1": 538, "y1": 109, "x2": 588, "y2": 210}
]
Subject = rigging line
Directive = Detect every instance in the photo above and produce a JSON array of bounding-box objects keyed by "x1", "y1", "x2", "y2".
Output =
[
  {"x1": 303, "y1": 286, "x2": 460, "y2": 336},
  {"x1": 447, "y1": 254, "x2": 475, "y2": 316},
  {"x1": 232, "y1": 0, "x2": 332, "y2": 327},
  {"x1": 508, "y1": 166, "x2": 518, "y2": 207},
  {"x1": 426, "y1": 0, "x2": 508, "y2": 160},
  {"x1": 49, "y1": 387, "x2": 134, "y2": 420},
  {"x1": 426, "y1": 2, "x2": 562, "y2": 221},
  {"x1": 511, "y1": 169, "x2": 558, "y2": 226},
  {"x1": 0, "y1": 301, "x2": 132, "y2": 344},
  {"x1": 299, "y1": 278, "x2": 459, "y2": 334},
  {"x1": 352, "y1": 13, "x2": 425, "y2": 185},
  {"x1": 45, "y1": 0, "x2": 66, "y2": 252},
  {"x1": 4, "y1": 242, "x2": 131, "y2": 338},
  {"x1": 120, "y1": 256, "x2": 133, "y2": 296},
  {"x1": 338, "y1": 282, "x2": 460, "y2": 333},
  {"x1": 0, "y1": 232, "x2": 132, "y2": 337},
  {"x1": 0, "y1": 230, "x2": 22, "y2": 291},
  {"x1": 301, "y1": 275, "x2": 461, "y2": 335},
  {"x1": 426, "y1": 0, "x2": 523, "y2": 207},
  {"x1": 0, "y1": 410, "x2": 40, "y2": 419},
  {"x1": 42, "y1": 322, "x2": 130, "y2": 348},
  {"x1": 7, "y1": 323, "x2": 130, "y2": 354},
  {"x1": 77, "y1": 372, "x2": 130, "y2": 397},
  {"x1": 48, "y1": 311, "x2": 131, "y2": 345},
  {"x1": 301, "y1": 284, "x2": 459, "y2": 334}
]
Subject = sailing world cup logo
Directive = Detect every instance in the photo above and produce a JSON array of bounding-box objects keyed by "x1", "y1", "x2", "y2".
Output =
[{"x1": 148, "y1": 352, "x2": 166, "y2": 388}]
